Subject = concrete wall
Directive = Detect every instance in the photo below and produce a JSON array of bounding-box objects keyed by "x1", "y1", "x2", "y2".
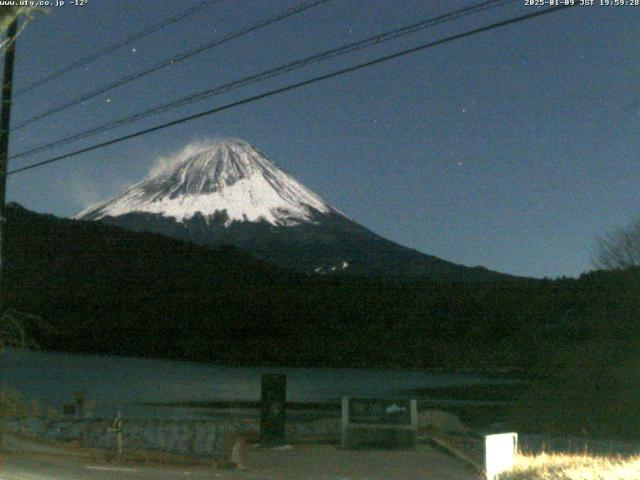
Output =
[{"x1": 6, "y1": 416, "x2": 340, "y2": 457}]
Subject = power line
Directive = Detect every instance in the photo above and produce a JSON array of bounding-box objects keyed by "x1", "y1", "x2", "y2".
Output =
[
  {"x1": 11, "y1": 0, "x2": 333, "y2": 131},
  {"x1": 10, "y1": 0, "x2": 516, "y2": 162},
  {"x1": 14, "y1": 0, "x2": 227, "y2": 97},
  {"x1": 7, "y1": 5, "x2": 575, "y2": 177}
]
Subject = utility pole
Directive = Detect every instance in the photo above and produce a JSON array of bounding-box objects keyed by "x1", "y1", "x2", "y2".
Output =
[
  {"x1": 0, "y1": 18, "x2": 18, "y2": 451},
  {"x1": 0, "y1": 18, "x2": 17, "y2": 306}
]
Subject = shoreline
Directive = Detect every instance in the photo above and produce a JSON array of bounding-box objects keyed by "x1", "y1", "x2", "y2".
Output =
[{"x1": 1, "y1": 346, "x2": 531, "y2": 378}]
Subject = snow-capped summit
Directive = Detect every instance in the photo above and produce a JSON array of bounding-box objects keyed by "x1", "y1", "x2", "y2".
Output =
[
  {"x1": 76, "y1": 139, "x2": 335, "y2": 227},
  {"x1": 75, "y1": 138, "x2": 508, "y2": 280}
]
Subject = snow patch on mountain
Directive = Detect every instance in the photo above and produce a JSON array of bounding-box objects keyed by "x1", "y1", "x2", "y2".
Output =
[
  {"x1": 315, "y1": 260, "x2": 349, "y2": 274},
  {"x1": 75, "y1": 139, "x2": 336, "y2": 227}
]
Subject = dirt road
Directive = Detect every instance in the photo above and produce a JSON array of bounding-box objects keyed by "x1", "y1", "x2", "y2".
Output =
[{"x1": 1, "y1": 434, "x2": 482, "y2": 479}]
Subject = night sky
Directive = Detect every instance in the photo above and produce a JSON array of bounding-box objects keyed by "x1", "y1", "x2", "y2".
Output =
[{"x1": 5, "y1": 0, "x2": 639, "y2": 278}]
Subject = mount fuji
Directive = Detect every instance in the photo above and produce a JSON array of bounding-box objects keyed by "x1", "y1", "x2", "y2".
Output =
[{"x1": 75, "y1": 139, "x2": 505, "y2": 280}]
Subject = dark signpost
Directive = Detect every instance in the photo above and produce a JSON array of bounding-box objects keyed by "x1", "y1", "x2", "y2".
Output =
[
  {"x1": 341, "y1": 397, "x2": 417, "y2": 449},
  {"x1": 260, "y1": 374, "x2": 286, "y2": 445}
]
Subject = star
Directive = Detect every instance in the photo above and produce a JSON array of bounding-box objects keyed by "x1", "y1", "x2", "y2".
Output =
[
  {"x1": 106, "y1": 98, "x2": 112, "y2": 103},
  {"x1": 131, "y1": 48, "x2": 137, "y2": 53}
]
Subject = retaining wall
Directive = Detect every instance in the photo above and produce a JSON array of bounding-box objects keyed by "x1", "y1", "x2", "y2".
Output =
[{"x1": 6, "y1": 416, "x2": 340, "y2": 457}]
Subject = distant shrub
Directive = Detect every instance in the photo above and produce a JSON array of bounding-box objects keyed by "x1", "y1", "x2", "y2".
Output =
[{"x1": 0, "y1": 309, "x2": 46, "y2": 350}]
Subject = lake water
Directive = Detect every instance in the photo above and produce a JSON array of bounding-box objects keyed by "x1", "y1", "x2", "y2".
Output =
[{"x1": 1, "y1": 348, "x2": 512, "y2": 420}]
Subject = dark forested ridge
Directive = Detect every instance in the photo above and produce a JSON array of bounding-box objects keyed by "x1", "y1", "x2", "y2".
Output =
[{"x1": 4, "y1": 203, "x2": 639, "y2": 375}]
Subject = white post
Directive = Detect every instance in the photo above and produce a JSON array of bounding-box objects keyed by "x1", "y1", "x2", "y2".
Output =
[
  {"x1": 485, "y1": 432, "x2": 518, "y2": 480},
  {"x1": 409, "y1": 399, "x2": 417, "y2": 429},
  {"x1": 108, "y1": 410, "x2": 123, "y2": 462},
  {"x1": 341, "y1": 397, "x2": 349, "y2": 448}
]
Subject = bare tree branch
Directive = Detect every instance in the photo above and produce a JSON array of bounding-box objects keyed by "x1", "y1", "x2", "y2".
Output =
[
  {"x1": 592, "y1": 219, "x2": 640, "y2": 270},
  {"x1": 0, "y1": 309, "x2": 44, "y2": 350},
  {"x1": 0, "y1": 6, "x2": 45, "y2": 51}
]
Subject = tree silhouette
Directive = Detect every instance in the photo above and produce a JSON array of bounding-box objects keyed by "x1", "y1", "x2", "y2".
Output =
[
  {"x1": 0, "y1": 6, "x2": 44, "y2": 51},
  {"x1": 592, "y1": 219, "x2": 640, "y2": 270},
  {"x1": 0, "y1": 309, "x2": 41, "y2": 350}
]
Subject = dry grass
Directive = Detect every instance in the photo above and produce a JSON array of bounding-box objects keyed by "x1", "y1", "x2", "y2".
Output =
[
  {"x1": 0, "y1": 388, "x2": 59, "y2": 420},
  {"x1": 499, "y1": 452, "x2": 640, "y2": 480}
]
